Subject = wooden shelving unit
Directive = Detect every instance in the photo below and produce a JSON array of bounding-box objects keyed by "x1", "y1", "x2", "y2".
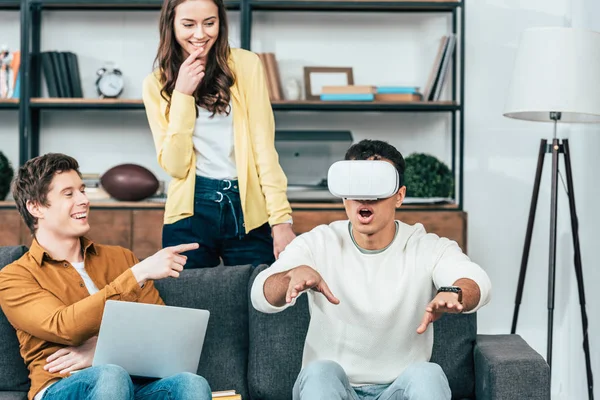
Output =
[{"x1": 0, "y1": 201, "x2": 467, "y2": 256}]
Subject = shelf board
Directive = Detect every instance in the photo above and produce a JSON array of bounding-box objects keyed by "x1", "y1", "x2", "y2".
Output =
[
  {"x1": 290, "y1": 201, "x2": 460, "y2": 211},
  {"x1": 0, "y1": 0, "x2": 19, "y2": 10},
  {"x1": 250, "y1": 0, "x2": 461, "y2": 12},
  {"x1": 271, "y1": 100, "x2": 459, "y2": 112},
  {"x1": 30, "y1": 0, "x2": 240, "y2": 10},
  {"x1": 0, "y1": 99, "x2": 19, "y2": 109},
  {"x1": 0, "y1": 200, "x2": 459, "y2": 211},
  {"x1": 31, "y1": 98, "x2": 145, "y2": 109},
  {"x1": 30, "y1": 98, "x2": 460, "y2": 112}
]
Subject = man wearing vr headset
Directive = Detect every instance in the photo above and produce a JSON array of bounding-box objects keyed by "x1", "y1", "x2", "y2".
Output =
[{"x1": 251, "y1": 139, "x2": 491, "y2": 400}]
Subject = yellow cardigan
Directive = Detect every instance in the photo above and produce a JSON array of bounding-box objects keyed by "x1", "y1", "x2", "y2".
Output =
[{"x1": 142, "y1": 48, "x2": 292, "y2": 233}]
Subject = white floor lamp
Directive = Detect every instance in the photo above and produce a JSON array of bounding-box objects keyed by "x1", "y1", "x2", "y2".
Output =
[{"x1": 503, "y1": 27, "x2": 600, "y2": 399}]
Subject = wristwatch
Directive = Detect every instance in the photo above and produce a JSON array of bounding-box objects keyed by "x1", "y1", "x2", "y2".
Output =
[{"x1": 437, "y1": 286, "x2": 463, "y2": 304}]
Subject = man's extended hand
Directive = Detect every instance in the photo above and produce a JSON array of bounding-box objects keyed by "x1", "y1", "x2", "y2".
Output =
[
  {"x1": 131, "y1": 243, "x2": 199, "y2": 286},
  {"x1": 285, "y1": 265, "x2": 340, "y2": 305},
  {"x1": 416, "y1": 292, "x2": 463, "y2": 334},
  {"x1": 44, "y1": 336, "x2": 97, "y2": 375}
]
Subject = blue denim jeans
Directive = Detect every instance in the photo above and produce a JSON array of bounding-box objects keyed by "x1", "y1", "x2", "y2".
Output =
[
  {"x1": 162, "y1": 175, "x2": 275, "y2": 268},
  {"x1": 293, "y1": 360, "x2": 451, "y2": 400},
  {"x1": 41, "y1": 364, "x2": 212, "y2": 400}
]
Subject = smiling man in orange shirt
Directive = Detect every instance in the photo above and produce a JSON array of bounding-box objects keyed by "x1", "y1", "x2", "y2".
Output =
[{"x1": 0, "y1": 153, "x2": 212, "y2": 400}]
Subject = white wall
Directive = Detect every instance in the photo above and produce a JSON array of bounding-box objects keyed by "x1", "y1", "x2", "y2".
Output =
[
  {"x1": 1, "y1": 1, "x2": 599, "y2": 398},
  {"x1": 560, "y1": 0, "x2": 600, "y2": 397},
  {"x1": 466, "y1": 0, "x2": 599, "y2": 399}
]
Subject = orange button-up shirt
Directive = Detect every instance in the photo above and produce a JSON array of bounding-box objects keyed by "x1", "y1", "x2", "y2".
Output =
[{"x1": 0, "y1": 237, "x2": 164, "y2": 400}]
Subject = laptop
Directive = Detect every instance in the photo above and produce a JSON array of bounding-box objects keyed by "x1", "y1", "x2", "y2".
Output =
[{"x1": 92, "y1": 300, "x2": 210, "y2": 378}]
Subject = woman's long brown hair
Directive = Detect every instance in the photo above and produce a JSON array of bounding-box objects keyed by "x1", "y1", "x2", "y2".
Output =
[{"x1": 155, "y1": 0, "x2": 235, "y2": 117}]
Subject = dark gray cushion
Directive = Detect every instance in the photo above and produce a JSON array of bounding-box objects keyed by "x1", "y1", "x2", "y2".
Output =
[
  {"x1": 0, "y1": 247, "x2": 31, "y2": 392},
  {"x1": 247, "y1": 266, "x2": 310, "y2": 400},
  {"x1": 154, "y1": 265, "x2": 252, "y2": 400},
  {"x1": 0, "y1": 247, "x2": 28, "y2": 273},
  {"x1": 0, "y1": 392, "x2": 27, "y2": 400},
  {"x1": 475, "y1": 334, "x2": 550, "y2": 400},
  {"x1": 247, "y1": 265, "x2": 477, "y2": 400},
  {"x1": 430, "y1": 313, "x2": 477, "y2": 399}
]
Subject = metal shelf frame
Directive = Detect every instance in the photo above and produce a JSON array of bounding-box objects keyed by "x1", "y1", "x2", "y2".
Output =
[{"x1": 10, "y1": 0, "x2": 465, "y2": 209}]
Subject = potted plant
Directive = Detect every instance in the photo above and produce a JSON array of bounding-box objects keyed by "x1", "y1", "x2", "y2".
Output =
[
  {"x1": 0, "y1": 151, "x2": 14, "y2": 201},
  {"x1": 404, "y1": 153, "x2": 454, "y2": 201}
]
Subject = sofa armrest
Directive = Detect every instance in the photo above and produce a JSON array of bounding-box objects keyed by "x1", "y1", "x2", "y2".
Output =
[{"x1": 474, "y1": 334, "x2": 550, "y2": 400}]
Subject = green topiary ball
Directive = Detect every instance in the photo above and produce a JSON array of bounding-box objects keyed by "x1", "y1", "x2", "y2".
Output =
[
  {"x1": 0, "y1": 151, "x2": 14, "y2": 201},
  {"x1": 404, "y1": 153, "x2": 454, "y2": 198}
]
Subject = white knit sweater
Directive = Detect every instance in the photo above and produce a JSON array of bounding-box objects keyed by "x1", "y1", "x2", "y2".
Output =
[{"x1": 250, "y1": 220, "x2": 491, "y2": 386}]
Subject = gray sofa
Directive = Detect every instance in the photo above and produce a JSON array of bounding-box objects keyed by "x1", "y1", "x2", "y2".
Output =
[{"x1": 0, "y1": 245, "x2": 550, "y2": 400}]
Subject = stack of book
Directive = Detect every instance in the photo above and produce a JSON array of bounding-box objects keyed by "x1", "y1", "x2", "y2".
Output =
[
  {"x1": 41, "y1": 51, "x2": 83, "y2": 98},
  {"x1": 320, "y1": 85, "x2": 422, "y2": 102},
  {"x1": 257, "y1": 52, "x2": 283, "y2": 101},
  {"x1": 422, "y1": 34, "x2": 456, "y2": 101}
]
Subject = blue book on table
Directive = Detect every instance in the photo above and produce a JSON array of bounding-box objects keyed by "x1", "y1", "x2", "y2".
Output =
[
  {"x1": 376, "y1": 86, "x2": 418, "y2": 94},
  {"x1": 320, "y1": 93, "x2": 374, "y2": 101}
]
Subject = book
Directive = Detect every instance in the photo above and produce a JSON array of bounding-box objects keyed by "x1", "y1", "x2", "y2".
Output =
[
  {"x1": 41, "y1": 51, "x2": 83, "y2": 98},
  {"x1": 432, "y1": 34, "x2": 456, "y2": 101},
  {"x1": 321, "y1": 85, "x2": 375, "y2": 94},
  {"x1": 257, "y1": 52, "x2": 283, "y2": 101},
  {"x1": 320, "y1": 93, "x2": 374, "y2": 101},
  {"x1": 257, "y1": 53, "x2": 274, "y2": 100},
  {"x1": 423, "y1": 36, "x2": 449, "y2": 101},
  {"x1": 212, "y1": 390, "x2": 241, "y2": 399},
  {"x1": 263, "y1": 53, "x2": 283, "y2": 101},
  {"x1": 376, "y1": 86, "x2": 419, "y2": 94},
  {"x1": 374, "y1": 93, "x2": 422, "y2": 102},
  {"x1": 0, "y1": 49, "x2": 19, "y2": 99}
]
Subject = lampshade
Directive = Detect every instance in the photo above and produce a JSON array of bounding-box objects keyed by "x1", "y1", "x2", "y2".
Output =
[{"x1": 503, "y1": 27, "x2": 600, "y2": 123}]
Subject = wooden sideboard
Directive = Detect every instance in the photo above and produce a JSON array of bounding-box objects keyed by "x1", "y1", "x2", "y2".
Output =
[{"x1": 0, "y1": 201, "x2": 467, "y2": 259}]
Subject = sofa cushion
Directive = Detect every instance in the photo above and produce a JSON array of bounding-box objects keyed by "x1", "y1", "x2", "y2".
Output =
[
  {"x1": 247, "y1": 266, "x2": 310, "y2": 400},
  {"x1": 0, "y1": 392, "x2": 27, "y2": 400},
  {"x1": 0, "y1": 246, "x2": 32, "y2": 393},
  {"x1": 247, "y1": 265, "x2": 476, "y2": 400},
  {"x1": 430, "y1": 313, "x2": 477, "y2": 399},
  {"x1": 154, "y1": 265, "x2": 252, "y2": 400}
]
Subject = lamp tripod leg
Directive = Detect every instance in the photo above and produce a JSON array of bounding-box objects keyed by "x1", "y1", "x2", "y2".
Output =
[
  {"x1": 511, "y1": 139, "x2": 547, "y2": 334},
  {"x1": 562, "y1": 139, "x2": 594, "y2": 400},
  {"x1": 546, "y1": 138, "x2": 561, "y2": 373}
]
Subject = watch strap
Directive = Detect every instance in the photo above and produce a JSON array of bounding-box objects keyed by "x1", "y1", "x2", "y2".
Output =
[{"x1": 437, "y1": 286, "x2": 463, "y2": 303}]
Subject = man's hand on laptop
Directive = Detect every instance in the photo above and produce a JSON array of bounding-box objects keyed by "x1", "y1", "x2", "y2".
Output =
[
  {"x1": 131, "y1": 243, "x2": 200, "y2": 286},
  {"x1": 44, "y1": 336, "x2": 97, "y2": 375},
  {"x1": 285, "y1": 266, "x2": 340, "y2": 305}
]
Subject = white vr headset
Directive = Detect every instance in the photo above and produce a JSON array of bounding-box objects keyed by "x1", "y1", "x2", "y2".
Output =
[{"x1": 327, "y1": 160, "x2": 400, "y2": 200}]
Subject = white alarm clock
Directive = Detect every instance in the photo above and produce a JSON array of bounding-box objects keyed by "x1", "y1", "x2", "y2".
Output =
[{"x1": 96, "y1": 63, "x2": 124, "y2": 98}]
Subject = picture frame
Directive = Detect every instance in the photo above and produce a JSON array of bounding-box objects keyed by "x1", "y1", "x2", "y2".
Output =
[{"x1": 303, "y1": 67, "x2": 354, "y2": 101}]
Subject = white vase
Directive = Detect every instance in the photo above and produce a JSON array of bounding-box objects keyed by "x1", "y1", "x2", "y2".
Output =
[{"x1": 284, "y1": 78, "x2": 301, "y2": 101}]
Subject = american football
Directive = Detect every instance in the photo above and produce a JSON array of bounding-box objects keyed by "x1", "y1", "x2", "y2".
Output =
[{"x1": 100, "y1": 164, "x2": 159, "y2": 202}]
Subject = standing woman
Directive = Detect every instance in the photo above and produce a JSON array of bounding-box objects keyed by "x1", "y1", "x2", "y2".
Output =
[{"x1": 142, "y1": 0, "x2": 296, "y2": 268}]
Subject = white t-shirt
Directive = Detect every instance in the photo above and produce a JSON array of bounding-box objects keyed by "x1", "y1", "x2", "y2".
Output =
[
  {"x1": 71, "y1": 261, "x2": 99, "y2": 295},
  {"x1": 251, "y1": 220, "x2": 492, "y2": 386},
  {"x1": 34, "y1": 262, "x2": 99, "y2": 400},
  {"x1": 193, "y1": 104, "x2": 237, "y2": 179}
]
